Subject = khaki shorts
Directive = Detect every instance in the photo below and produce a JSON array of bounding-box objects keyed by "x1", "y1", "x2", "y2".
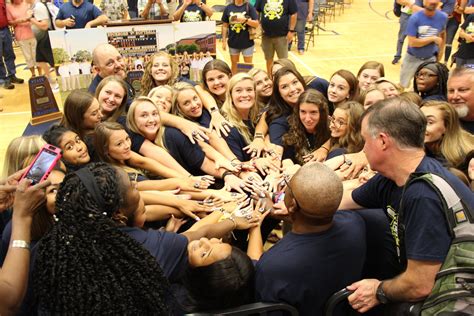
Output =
[{"x1": 261, "y1": 35, "x2": 288, "y2": 60}]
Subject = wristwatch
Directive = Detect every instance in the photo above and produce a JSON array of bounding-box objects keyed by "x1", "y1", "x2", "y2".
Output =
[
  {"x1": 376, "y1": 281, "x2": 389, "y2": 304},
  {"x1": 289, "y1": 29, "x2": 296, "y2": 33}
]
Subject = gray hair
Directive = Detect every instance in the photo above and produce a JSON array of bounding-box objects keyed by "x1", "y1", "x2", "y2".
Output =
[{"x1": 361, "y1": 97, "x2": 426, "y2": 149}]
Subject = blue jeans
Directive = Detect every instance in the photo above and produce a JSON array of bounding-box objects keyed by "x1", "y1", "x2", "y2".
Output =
[
  {"x1": 288, "y1": 18, "x2": 307, "y2": 51},
  {"x1": 295, "y1": 18, "x2": 306, "y2": 51},
  {"x1": 394, "y1": 13, "x2": 409, "y2": 58},
  {"x1": 0, "y1": 27, "x2": 17, "y2": 82},
  {"x1": 444, "y1": 17, "x2": 460, "y2": 63}
]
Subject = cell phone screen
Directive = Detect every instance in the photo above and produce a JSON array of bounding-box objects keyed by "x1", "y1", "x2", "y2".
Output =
[{"x1": 25, "y1": 149, "x2": 58, "y2": 184}]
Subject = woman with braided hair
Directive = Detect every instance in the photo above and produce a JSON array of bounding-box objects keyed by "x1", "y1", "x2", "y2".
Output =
[
  {"x1": 33, "y1": 163, "x2": 172, "y2": 314},
  {"x1": 413, "y1": 61, "x2": 449, "y2": 101}
]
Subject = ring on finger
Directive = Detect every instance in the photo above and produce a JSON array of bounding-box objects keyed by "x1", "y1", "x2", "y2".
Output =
[{"x1": 193, "y1": 183, "x2": 200, "y2": 189}]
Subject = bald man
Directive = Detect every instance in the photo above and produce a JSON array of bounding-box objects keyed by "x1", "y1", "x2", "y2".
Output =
[
  {"x1": 88, "y1": 43, "x2": 135, "y2": 105},
  {"x1": 255, "y1": 162, "x2": 366, "y2": 316}
]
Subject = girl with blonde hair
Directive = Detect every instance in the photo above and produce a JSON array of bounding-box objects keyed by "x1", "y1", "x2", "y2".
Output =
[
  {"x1": 2, "y1": 135, "x2": 45, "y2": 178},
  {"x1": 421, "y1": 101, "x2": 474, "y2": 168},
  {"x1": 220, "y1": 72, "x2": 260, "y2": 161}
]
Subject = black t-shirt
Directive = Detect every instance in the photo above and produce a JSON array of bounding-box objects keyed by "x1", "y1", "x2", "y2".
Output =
[
  {"x1": 454, "y1": 14, "x2": 474, "y2": 59},
  {"x1": 255, "y1": 0, "x2": 297, "y2": 37},
  {"x1": 164, "y1": 127, "x2": 206, "y2": 176},
  {"x1": 352, "y1": 156, "x2": 474, "y2": 265},
  {"x1": 222, "y1": 3, "x2": 259, "y2": 49},
  {"x1": 178, "y1": 1, "x2": 207, "y2": 22}
]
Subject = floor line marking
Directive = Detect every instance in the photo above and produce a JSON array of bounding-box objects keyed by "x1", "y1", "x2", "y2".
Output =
[{"x1": 289, "y1": 52, "x2": 319, "y2": 77}]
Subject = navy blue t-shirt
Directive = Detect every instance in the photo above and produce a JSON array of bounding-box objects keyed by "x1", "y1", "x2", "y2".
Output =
[
  {"x1": 255, "y1": 211, "x2": 366, "y2": 316},
  {"x1": 164, "y1": 127, "x2": 206, "y2": 176},
  {"x1": 352, "y1": 156, "x2": 474, "y2": 264},
  {"x1": 197, "y1": 108, "x2": 212, "y2": 128},
  {"x1": 120, "y1": 227, "x2": 189, "y2": 282},
  {"x1": 56, "y1": 1, "x2": 103, "y2": 29},
  {"x1": 177, "y1": 1, "x2": 207, "y2": 22},
  {"x1": 223, "y1": 120, "x2": 255, "y2": 162},
  {"x1": 307, "y1": 76, "x2": 329, "y2": 101},
  {"x1": 255, "y1": 0, "x2": 297, "y2": 37},
  {"x1": 268, "y1": 115, "x2": 290, "y2": 147},
  {"x1": 461, "y1": 120, "x2": 474, "y2": 134},
  {"x1": 222, "y1": 3, "x2": 258, "y2": 49}
]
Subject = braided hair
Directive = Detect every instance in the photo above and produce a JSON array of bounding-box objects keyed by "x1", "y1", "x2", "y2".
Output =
[{"x1": 33, "y1": 163, "x2": 172, "y2": 315}]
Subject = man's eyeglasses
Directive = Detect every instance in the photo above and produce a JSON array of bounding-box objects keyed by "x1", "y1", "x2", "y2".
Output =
[
  {"x1": 415, "y1": 72, "x2": 438, "y2": 79},
  {"x1": 328, "y1": 116, "x2": 347, "y2": 129}
]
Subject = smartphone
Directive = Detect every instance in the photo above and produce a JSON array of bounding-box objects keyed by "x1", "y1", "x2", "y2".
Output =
[
  {"x1": 21, "y1": 144, "x2": 62, "y2": 185},
  {"x1": 70, "y1": 15, "x2": 76, "y2": 20}
]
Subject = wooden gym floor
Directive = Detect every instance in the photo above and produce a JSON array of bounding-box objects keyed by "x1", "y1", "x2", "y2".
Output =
[{"x1": 0, "y1": 0, "x2": 456, "y2": 167}]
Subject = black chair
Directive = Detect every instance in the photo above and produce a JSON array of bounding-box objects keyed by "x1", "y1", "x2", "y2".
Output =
[
  {"x1": 324, "y1": 288, "x2": 425, "y2": 316},
  {"x1": 185, "y1": 302, "x2": 299, "y2": 315},
  {"x1": 324, "y1": 288, "x2": 355, "y2": 316}
]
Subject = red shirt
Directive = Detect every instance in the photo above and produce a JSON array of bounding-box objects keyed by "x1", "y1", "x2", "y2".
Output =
[{"x1": 0, "y1": 0, "x2": 8, "y2": 28}]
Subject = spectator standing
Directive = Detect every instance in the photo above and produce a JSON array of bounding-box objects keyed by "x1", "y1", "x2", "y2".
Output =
[
  {"x1": 452, "y1": 13, "x2": 474, "y2": 67},
  {"x1": 288, "y1": 0, "x2": 313, "y2": 55},
  {"x1": 128, "y1": 0, "x2": 138, "y2": 17},
  {"x1": 0, "y1": 0, "x2": 24, "y2": 89},
  {"x1": 100, "y1": 0, "x2": 128, "y2": 21},
  {"x1": 173, "y1": 0, "x2": 213, "y2": 22},
  {"x1": 55, "y1": 0, "x2": 108, "y2": 29},
  {"x1": 399, "y1": 0, "x2": 448, "y2": 89},
  {"x1": 7, "y1": 0, "x2": 37, "y2": 78},
  {"x1": 139, "y1": 0, "x2": 168, "y2": 19},
  {"x1": 255, "y1": 0, "x2": 297, "y2": 76},
  {"x1": 26, "y1": 0, "x2": 59, "y2": 92},
  {"x1": 221, "y1": 0, "x2": 259, "y2": 74},
  {"x1": 392, "y1": 0, "x2": 454, "y2": 65}
]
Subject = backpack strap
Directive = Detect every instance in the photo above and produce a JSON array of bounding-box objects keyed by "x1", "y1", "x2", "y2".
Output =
[{"x1": 398, "y1": 172, "x2": 473, "y2": 266}]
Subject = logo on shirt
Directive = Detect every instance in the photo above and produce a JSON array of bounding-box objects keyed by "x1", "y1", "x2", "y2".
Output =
[
  {"x1": 229, "y1": 11, "x2": 247, "y2": 33},
  {"x1": 263, "y1": 0, "x2": 283, "y2": 20},
  {"x1": 417, "y1": 25, "x2": 440, "y2": 38},
  {"x1": 183, "y1": 10, "x2": 203, "y2": 22},
  {"x1": 387, "y1": 205, "x2": 401, "y2": 258}
]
